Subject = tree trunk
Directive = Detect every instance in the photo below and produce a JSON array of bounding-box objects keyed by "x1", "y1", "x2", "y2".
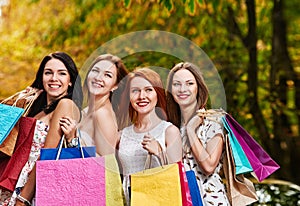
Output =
[{"x1": 271, "y1": 0, "x2": 300, "y2": 184}]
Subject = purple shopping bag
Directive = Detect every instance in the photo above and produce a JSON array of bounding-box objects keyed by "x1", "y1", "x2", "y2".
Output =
[{"x1": 225, "y1": 114, "x2": 280, "y2": 181}]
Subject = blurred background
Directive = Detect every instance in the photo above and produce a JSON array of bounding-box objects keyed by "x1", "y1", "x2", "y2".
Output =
[{"x1": 0, "y1": 0, "x2": 299, "y2": 193}]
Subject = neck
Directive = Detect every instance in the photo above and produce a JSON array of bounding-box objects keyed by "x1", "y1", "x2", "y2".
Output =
[
  {"x1": 180, "y1": 101, "x2": 198, "y2": 126},
  {"x1": 87, "y1": 94, "x2": 111, "y2": 114},
  {"x1": 134, "y1": 110, "x2": 161, "y2": 132}
]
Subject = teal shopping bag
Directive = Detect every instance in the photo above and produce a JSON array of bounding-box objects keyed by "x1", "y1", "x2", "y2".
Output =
[
  {"x1": 221, "y1": 116, "x2": 253, "y2": 175},
  {"x1": 0, "y1": 104, "x2": 24, "y2": 145}
]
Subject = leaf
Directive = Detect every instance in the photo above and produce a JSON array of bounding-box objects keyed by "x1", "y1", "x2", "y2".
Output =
[
  {"x1": 188, "y1": 0, "x2": 195, "y2": 15},
  {"x1": 123, "y1": 0, "x2": 131, "y2": 8},
  {"x1": 161, "y1": 0, "x2": 174, "y2": 11},
  {"x1": 196, "y1": 0, "x2": 203, "y2": 5}
]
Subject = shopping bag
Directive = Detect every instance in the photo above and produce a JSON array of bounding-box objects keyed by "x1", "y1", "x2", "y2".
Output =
[
  {"x1": 39, "y1": 134, "x2": 96, "y2": 160},
  {"x1": 105, "y1": 154, "x2": 125, "y2": 206},
  {"x1": 185, "y1": 170, "x2": 204, "y2": 206},
  {"x1": 222, "y1": 116, "x2": 253, "y2": 175},
  {"x1": 223, "y1": 133, "x2": 258, "y2": 206},
  {"x1": 178, "y1": 162, "x2": 193, "y2": 206},
  {"x1": 130, "y1": 162, "x2": 182, "y2": 206},
  {"x1": 225, "y1": 114, "x2": 280, "y2": 181},
  {"x1": 0, "y1": 88, "x2": 40, "y2": 156},
  {"x1": 36, "y1": 157, "x2": 106, "y2": 206},
  {"x1": 0, "y1": 117, "x2": 36, "y2": 191},
  {"x1": 0, "y1": 104, "x2": 24, "y2": 145},
  {"x1": 177, "y1": 161, "x2": 193, "y2": 206}
]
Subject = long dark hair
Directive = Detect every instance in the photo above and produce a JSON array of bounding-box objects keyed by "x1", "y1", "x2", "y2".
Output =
[
  {"x1": 117, "y1": 68, "x2": 167, "y2": 129},
  {"x1": 27, "y1": 52, "x2": 83, "y2": 117},
  {"x1": 166, "y1": 62, "x2": 209, "y2": 128}
]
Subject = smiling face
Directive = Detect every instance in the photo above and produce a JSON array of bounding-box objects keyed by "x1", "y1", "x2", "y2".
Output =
[
  {"x1": 129, "y1": 76, "x2": 158, "y2": 115},
  {"x1": 171, "y1": 69, "x2": 198, "y2": 109},
  {"x1": 87, "y1": 60, "x2": 118, "y2": 97},
  {"x1": 42, "y1": 58, "x2": 71, "y2": 103}
]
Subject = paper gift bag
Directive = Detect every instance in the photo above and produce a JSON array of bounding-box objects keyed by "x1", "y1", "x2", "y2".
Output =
[
  {"x1": 223, "y1": 133, "x2": 258, "y2": 206},
  {"x1": 186, "y1": 170, "x2": 203, "y2": 206},
  {"x1": 225, "y1": 114, "x2": 280, "y2": 181},
  {"x1": 0, "y1": 88, "x2": 40, "y2": 156},
  {"x1": 105, "y1": 154, "x2": 125, "y2": 206},
  {"x1": 36, "y1": 157, "x2": 106, "y2": 206},
  {"x1": 222, "y1": 116, "x2": 253, "y2": 175},
  {"x1": 0, "y1": 117, "x2": 36, "y2": 192},
  {"x1": 0, "y1": 104, "x2": 24, "y2": 145},
  {"x1": 177, "y1": 161, "x2": 193, "y2": 206},
  {"x1": 130, "y1": 163, "x2": 182, "y2": 206},
  {"x1": 39, "y1": 132, "x2": 96, "y2": 160}
]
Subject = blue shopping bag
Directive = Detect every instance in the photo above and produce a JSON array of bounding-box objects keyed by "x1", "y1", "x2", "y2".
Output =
[
  {"x1": 40, "y1": 131, "x2": 96, "y2": 160},
  {"x1": 221, "y1": 116, "x2": 253, "y2": 175},
  {"x1": 186, "y1": 170, "x2": 203, "y2": 206},
  {"x1": 0, "y1": 103, "x2": 24, "y2": 145}
]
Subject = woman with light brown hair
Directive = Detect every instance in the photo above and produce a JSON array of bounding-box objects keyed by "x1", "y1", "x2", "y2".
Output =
[{"x1": 166, "y1": 62, "x2": 230, "y2": 205}]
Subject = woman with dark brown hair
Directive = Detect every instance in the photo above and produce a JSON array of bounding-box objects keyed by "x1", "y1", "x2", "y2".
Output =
[{"x1": 10, "y1": 51, "x2": 83, "y2": 206}]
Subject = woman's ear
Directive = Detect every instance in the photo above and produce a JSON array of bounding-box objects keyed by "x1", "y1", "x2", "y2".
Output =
[
  {"x1": 111, "y1": 85, "x2": 118, "y2": 92},
  {"x1": 69, "y1": 82, "x2": 72, "y2": 87}
]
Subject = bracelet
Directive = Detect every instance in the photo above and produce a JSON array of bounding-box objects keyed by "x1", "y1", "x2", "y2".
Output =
[
  {"x1": 67, "y1": 137, "x2": 79, "y2": 148},
  {"x1": 17, "y1": 194, "x2": 31, "y2": 206}
]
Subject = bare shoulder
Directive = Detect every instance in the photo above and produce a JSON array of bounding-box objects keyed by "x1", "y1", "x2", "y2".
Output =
[
  {"x1": 54, "y1": 98, "x2": 80, "y2": 117},
  {"x1": 165, "y1": 124, "x2": 180, "y2": 137},
  {"x1": 56, "y1": 98, "x2": 76, "y2": 108}
]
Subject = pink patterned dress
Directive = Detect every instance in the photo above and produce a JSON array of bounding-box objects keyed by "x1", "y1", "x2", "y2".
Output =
[{"x1": 0, "y1": 120, "x2": 48, "y2": 206}]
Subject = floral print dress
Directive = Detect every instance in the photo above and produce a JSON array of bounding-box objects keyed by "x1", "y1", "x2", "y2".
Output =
[
  {"x1": 0, "y1": 120, "x2": 48, "y2": 206},
  {"x1": 181, "y1": 116, "x2": 230, "y2": 206}
]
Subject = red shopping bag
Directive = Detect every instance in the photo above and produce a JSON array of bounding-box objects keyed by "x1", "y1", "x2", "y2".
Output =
[
  {"x1": 0, "y1": 117, "x2": 36, "y2": 191},
  {"x1": 177, "y1": 161, "x2": 193, "y2": 206}
]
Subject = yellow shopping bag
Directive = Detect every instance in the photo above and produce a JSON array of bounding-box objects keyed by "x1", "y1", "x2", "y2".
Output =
[{"x1": 130, "y1": 163, "x2": 182, "y2": 206}]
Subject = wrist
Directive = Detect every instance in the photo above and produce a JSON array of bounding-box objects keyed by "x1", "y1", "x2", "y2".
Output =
[
  {"x1": 16, "y1": 194, "x2": 31, "y2": 206},
  {"x1": 67, "y1": 137, "x2": 79, "y2": 148}
]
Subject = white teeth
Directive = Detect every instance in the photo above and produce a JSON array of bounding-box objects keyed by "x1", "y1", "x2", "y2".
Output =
[
  {"x1": 137, "y1": 102, "x2": 148, "y2": 106},
  {"x1": 49, "y1": 85, "x2": 60, "y2": 88},
  {"x1": 92, "y1": 82, "x2": 103, "y2": 87}
]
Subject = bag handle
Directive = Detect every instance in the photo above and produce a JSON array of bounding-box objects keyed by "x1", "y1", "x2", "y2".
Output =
[
  {"x1": 55, "y1": 129, "x2": 85, "y2": 160},
  {"x1": 1, "y1": 88, "x2": 41, "y2": 117},
  {"x1": 144, "y1": 142, "x2": 168, "y2": 170}
]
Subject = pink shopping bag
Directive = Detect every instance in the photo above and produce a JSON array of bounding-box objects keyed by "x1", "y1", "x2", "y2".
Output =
[{"x1": 35, "y1": 157, "x2": 106, "y2": 206}]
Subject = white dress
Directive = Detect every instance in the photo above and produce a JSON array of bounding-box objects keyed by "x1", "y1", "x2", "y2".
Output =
[
  {"x1": 118, "y1": 120, "x2": 172, "y2": 206},
  {"x1": 181, "y1": 116, "x2": 231, "y2": 206}
]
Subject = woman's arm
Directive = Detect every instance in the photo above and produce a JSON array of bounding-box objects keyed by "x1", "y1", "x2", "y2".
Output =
[
  {"x1": 93, "y1": 108, "x2": 119, "y2": 156},
  {"x1": 165, "y1": 125, "x2": 182, "y2": 163},
  {"x1": 186, "y1": 115, "x2": 224, "y2": 175},
  {"x1": 16, "y1": 99, "x2": 80, "y2": 205}
]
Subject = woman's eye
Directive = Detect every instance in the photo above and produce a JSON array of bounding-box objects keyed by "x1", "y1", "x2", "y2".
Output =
[
  {"x1": 44, "y1": 71, "x2": 52, "y2": 75},
  {"x1": 105, "y1": 73, "x2": 112, "y2": 78},
  {"x1": 59, "y1": 72, "x2": 68, "y2": 76},
  {"x1": 187, "y1": 82, "x2": 194, "y2": 86},
  {"x1": 172, "y1": 83, "x2": 180, "y2": 87},
  {"x1": 91, "y1": 68, "x2": 99, "y2": 73},
  {"x1": 145, "y1": 88, "x2": 153, "y2": 92},
  {"x1": 131, "y1": 89, "x2": 139, "y2": 93}
]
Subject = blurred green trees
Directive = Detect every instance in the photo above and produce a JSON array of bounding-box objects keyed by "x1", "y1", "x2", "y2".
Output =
[{"x1": 0, "y1": 0, "x2": 299, "y2": 184}]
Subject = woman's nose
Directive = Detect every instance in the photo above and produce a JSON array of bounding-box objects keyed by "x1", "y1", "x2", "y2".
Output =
[{"x1": 139, "y1": 90, "x2": 146, "y2": 99}]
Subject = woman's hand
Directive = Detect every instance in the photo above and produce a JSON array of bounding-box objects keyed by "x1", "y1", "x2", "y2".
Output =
[
  {"x1": 186, "y1": 114, "x2": 204, "y2": 131},
  {"x1": 59, "y1": 116, "x2": 77, "y2": 142},
  {"x1": 141, "y1": 134, "x2": 161, "y2": 156}
]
